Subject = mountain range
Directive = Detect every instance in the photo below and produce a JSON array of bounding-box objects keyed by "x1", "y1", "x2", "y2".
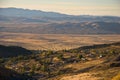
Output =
[{"x1": 0, "y1": 7, "x2": 120, "y2": 34}]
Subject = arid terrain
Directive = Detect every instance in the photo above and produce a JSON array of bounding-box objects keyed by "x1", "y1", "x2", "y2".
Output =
[
  {"x1": 0, "y1": 32, "x2": 120, "y2": 50},
  {"x1": 0, "y1": 4, "x2": 120, "y2": 80},
  {"x1": 0, "y1": 42, "x2": 120, "y2": 80}
]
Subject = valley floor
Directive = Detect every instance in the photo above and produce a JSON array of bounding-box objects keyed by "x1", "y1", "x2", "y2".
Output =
[{"x1": 0, "y1": 32, "x2": 120, "y2": 50}]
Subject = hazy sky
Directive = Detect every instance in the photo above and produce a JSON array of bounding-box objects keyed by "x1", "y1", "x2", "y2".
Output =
[{"x1": 0, "y1": 0, "x2": 120, "y2": 16}]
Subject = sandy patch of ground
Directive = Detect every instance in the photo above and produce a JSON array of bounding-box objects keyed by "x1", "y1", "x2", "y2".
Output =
[{"x1": 60, "y1": 73, "x2": 99, "y2": 80}]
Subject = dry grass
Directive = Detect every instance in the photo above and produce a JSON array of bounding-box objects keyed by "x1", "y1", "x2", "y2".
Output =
[
  {"x1": 64, "y1": 59, "x2": 104, "y2": 70},
  {"x1": 112, "y1": 73, "x2": 120, "y2": 80},
  {"x1": 60, "y1": 73, "x2": 99, "y2": 80},
  {"x1": 0, "y1": 32, "x2": 120, "y2": 50}
]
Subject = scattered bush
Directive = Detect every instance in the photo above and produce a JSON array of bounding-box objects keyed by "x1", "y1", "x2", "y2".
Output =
[
  {"x1": 77, "y1": 54, "x2": 83, "y2": 59},
  {"x1": 57, "y1": 54, "x2": 63, "y2": 60}
]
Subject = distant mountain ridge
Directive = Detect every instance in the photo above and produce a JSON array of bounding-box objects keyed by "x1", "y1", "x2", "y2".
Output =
[
  {"x1": 0, "y1": 7, "x2": 120, "y2": 34},
  {"x1": 0, "y1": 7, "x2": 120, "y2": 22},
  {"x1": 0, "y1": 7, "x2": 70, "y2": 18}
]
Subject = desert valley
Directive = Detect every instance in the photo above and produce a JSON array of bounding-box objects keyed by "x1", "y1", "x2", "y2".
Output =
[{"x1": 0, "y1": 7, "x2": 120, "y2": 80}]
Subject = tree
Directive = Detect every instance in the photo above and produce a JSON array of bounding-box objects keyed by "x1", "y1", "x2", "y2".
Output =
[
  {"x1": 57, "y1": 54, "x2": 63, "y2": 60},
  {"x1": 77, "y1": 54, "x2": 83, "y2": 59},
  {"x1": 29, "y1": 65, "x2": 36, "y2": 76},
  {"x1": 0, "y1": 58, "x2": 5, "y2": 63}
]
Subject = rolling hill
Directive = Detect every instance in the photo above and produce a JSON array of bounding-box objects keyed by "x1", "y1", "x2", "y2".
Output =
[
  {"x1": 0, "y1": 22, "x2": 120, "y2": 34},
  {"x1": 0, "y1": 66, "x2": 34, "y2": 80},
  {"x1": 0, "y1": 42, "x2": 120, "y2": 80},
  {"x1": 0, "y1": 45, "x2": 32, "y2": 58}
]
